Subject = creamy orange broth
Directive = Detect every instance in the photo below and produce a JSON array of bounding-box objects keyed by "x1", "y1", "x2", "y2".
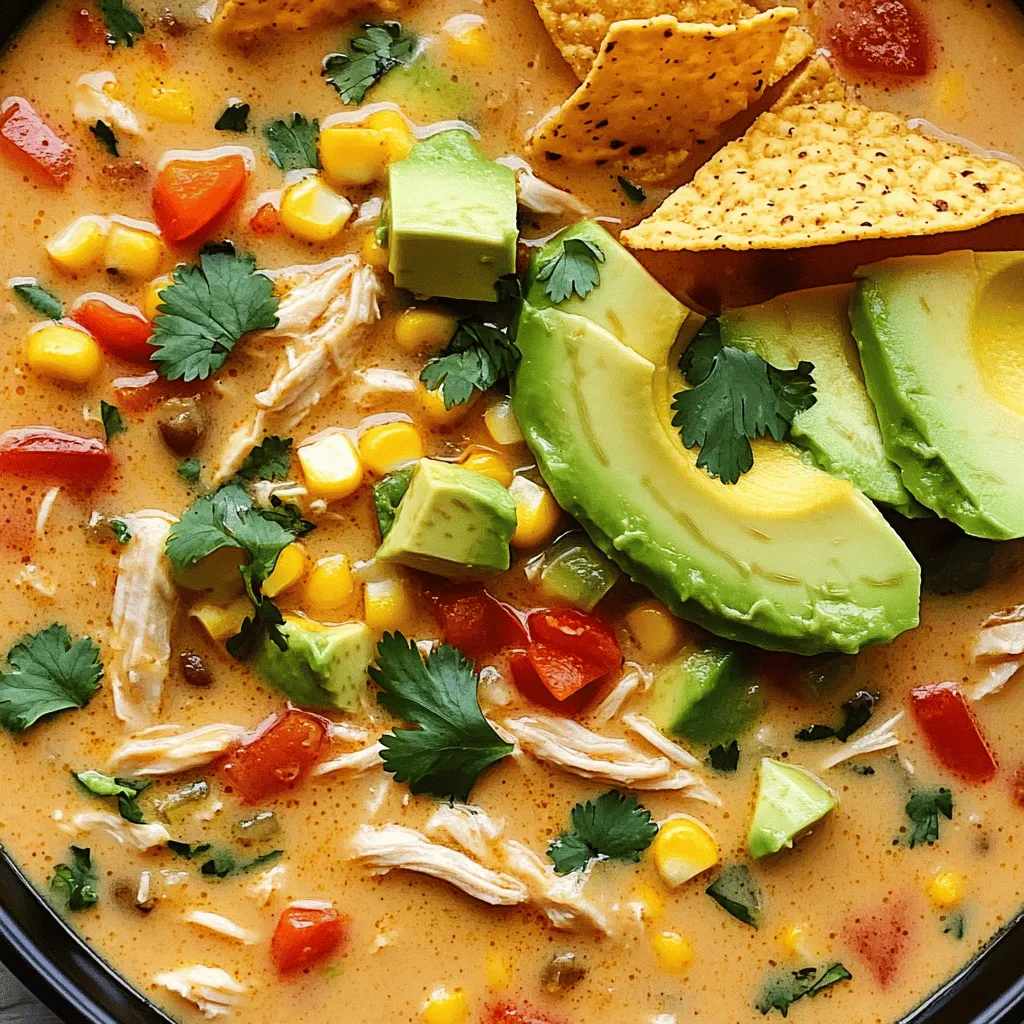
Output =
[{"x1": 0, "y1": 2, "x2": 1023, "y2": 1024}]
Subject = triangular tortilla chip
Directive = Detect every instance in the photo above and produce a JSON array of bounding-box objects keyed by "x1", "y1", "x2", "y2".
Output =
[
  {"x1": 215, "y1": 0, "x2": 394, "y2": 36},
  {"x1": 621, "y1": 57, "x2": 1024, "y2": 250},
  {"x1": 526, "y1": 8, "x2": 800, "y2": 183}
]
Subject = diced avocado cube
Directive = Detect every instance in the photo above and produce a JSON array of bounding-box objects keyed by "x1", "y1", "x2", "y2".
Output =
[
  {"x1": 376, "y1": 458, "x2": 517, "y2": 580},
  {"x1": 253, "y1": 618, "x2": 373, "y2": 711},
  {"x1": 648, "y1": 647, "x2": 762, "y2": 744},
  {"x1": 387, "y1": 129, "x2": 517, "y2": 302},
  {"x1": 747, "y1": 757, "x2": 836, "y2": 860},
  {"x1": 525, "y1": 531, "x2": 621, "y2": 611}
]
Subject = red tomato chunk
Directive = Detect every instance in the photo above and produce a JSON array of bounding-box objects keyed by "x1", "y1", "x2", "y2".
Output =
[
  {"x1": 910, "y1": 681, "x2": 998, "y2": 783},
  {"x1": 428, "y1": 584, "x2": 528, "y2": 661},
  {"x1": 508, "y1": 649, "x2": 597, "y2": 716},
  {"x1": 153, "y1": 153, "x2": 248, "y2": 243},
  {"x1": 0, "y1": 97, "x2": 74, "y2": 187},
  {"x1": 0, "y1": 427, "x2": 110, "y2": 482},
  {"x1": 482, "y1": 1002, "x2": 564, "y2": 1024},
  {"x1": 72, "y1": 295, "x2": 155, "y2": 363},
  {"x1": 844, "y1": 900, "x2": 912, "y2": 989},
  {"x1": 271, "y1": 905, "x2": 349, "y2": 975},
  {"x1": 527, "y1": 608, "x2": 622, "y2": 678},
  {"x1": 827, "y1": 0, "x2": 931, "y2": 79}
]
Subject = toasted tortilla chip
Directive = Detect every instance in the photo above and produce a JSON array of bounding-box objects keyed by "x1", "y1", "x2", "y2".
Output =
[
  {"x1": 621, "y1": 56, "x2": 1024, "y2": 250},
  {"x1": 771, "y1": 53, "x2": 846, "y2": 106},
  {"x1": 215, "y1": 0, "x2": 393, "y2": 36},
  {"x1": 527, "y1": 8, "x2": 799, "y2": 182}
]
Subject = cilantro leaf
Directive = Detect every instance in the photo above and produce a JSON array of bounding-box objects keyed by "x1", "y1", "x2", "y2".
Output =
[
  {"x1": 200, "y1": 848, "x2": 283, "y2": 878},
  {"x1": 177, "y1": 458, "x2": 201, "y2": 485},
  {"x1": 12, "y1": 279, "x2": 62, "y2": 320},
  {"x1": 373, "y1": 468, "x2": 412, "y2": 539},
  {"x1": 617, "y1": 176, "x2": 646, "y2": 203},
  {"x1": 756, "y1": 963, "x2": 852, "y2": 1016},
  {"x1": 420, "y1": 320, "x2": 520, "y2": 409},
  {"x1": 706, "y1": 864, "x2": 763, "y2": 928},
  {"x1": 264, "y1": 113, "x2": 320, "y2": 172},
  {"x1": 109, "y1": 518, "x2": 132, "y2": 544},
  {"x1": 371, "y1": 633, "x2": 513, "y2": 801},
  {"x1": 74, "y1": 770, "x2": 150, "y2": 823},
  {"x1": 216, "y1": 102, "x2": 250, "y2": 133},
  {"x1": 235, "y1": 436, "x2": 293, "y2": 482},
  {"x1": 796, "y1": 690, "x2": 878, "y2": 743},
  {"x1": 0, "y1": 625, "x2": 103, "y2": 732},
  {"x1": 89, "y1": 120, "x2": 119, "y2": 156},
  {"x1": 535, "y1": 236, "x2": 605, "y2": 303},
  {"x1": 167, "y1": 841, "x2": 212, "y2": 858},
  {"x1": 97, "y1": 0, "x2": 144, "y2": 46},
  {"x1": 149, "y1": 253, "x2": 279, "y2": 382},
  {"x1": 323, "y1": 22, "x2": 418, "y2": 104},
  {"x1": 906, "y1": 787, "x2": 953, "y2": 848},
  {"x1": 708, "y1": 739, "x2": 739, "y2": 772},
  {"x1": 100, "y1": 400, "x2": 126, "y2": 442},
  {"x1": 944, "y1": 911, "x2": 965, "y2": 940},
  {"x1": 51, "y1": 846, "x2": 99, "y2": 911},
  {"x1": 258, "y1": 495, "x2": 316, "y2": 539},
  {"x1": 548, "y1": 790, "x2": 658, "y2": 875}
]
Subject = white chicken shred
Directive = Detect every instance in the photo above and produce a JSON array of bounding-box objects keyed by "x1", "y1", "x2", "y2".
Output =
[
  {"x1": 59, "y1": 812, "x2": 170, "y2": 850},
  {"x1": 313, "y1": 741, "x2": 384, "y2": 777},
  {"x1": 110, "y1": 723, "x2": 247, "y2": 776},
  {"x1": 621, "y1": 712, "x2": 701, "y2": 769},
  {"x1": 970, "y1": 604, "x2": 1024, "y2": 699},
  {"x1": 588, "y1": 664, "x2": 650, "y2": 727},
  {"x1": 820, "y1": 712, "x2": 905, "y2": 770},
  {"x1": 425, "y1": 803, "x2": 506, "y2": 863},
  {"x1": 73, "y1": 71, "x2": 141, "y2": 134},
  {"x1": 35, "y1": 486, "x2": 60, "y2": 537},
  {"x1": 496, "y1": 155, "x2": 590, "y2": 216},
  {"x1": 108, "y1": 511, "x2": 178, "y2": 729},
  {"x1": 183, "y1": 910, "x2": 260, "y2": 945},
  {"x1": 153, "y1": 966, "x2": 247, "y2": 1019},
  {"x1": 246, "y1": 864, "x2": 287, "y2": 907}
]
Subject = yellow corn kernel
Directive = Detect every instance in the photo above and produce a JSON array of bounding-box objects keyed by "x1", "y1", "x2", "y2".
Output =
[
  {"x1": 776, "y1": 924, "x2": 810, "y2": 959},
  {"x1": 630, "y1": 882, "x2": 665, "y2": 922},
  {"x1": 651, "y1": 931, "x2": 693, "y2": 975},
  {"x1": 364, "y1": 109, "x2": 414, "y2": 162},
  {"x1": 446, "y1": 20, "x2": 493, "y2": 66},
  {"x1": 461, "y1": 451, "x2": 513, "y2": 488},
  {"x1": 483, "y1": 949, "x2": 513, "y2": 991},
  {"x1": 320, "y1": 126, "x2": 390, "y2": 188},
  {"x1": 364, "y1": 576, "x2": 413, "y2": 633},
  {"x1": 361, "y1": 231, "x2": 390, "y2": 269},
  {"x1": 934, "y1": 71, "x2": 966, "y2": 116},
  {"x1": 422, "y1": 987, "x2": 467, "y2": 1024},
  {"x1": 926, "y1": 871, "x2": 967, "y2": 910},
  {"x1": 418, "y1": 380, "x2": 477, "y2": 428},
  {"x1": 190, "y1": 598, "x2": 253, "y2": 642},
  {"x1": 46, "y1": 216, "x2": 107, "y2": 273},
  {"x1": 136, "y1": 70, "x2": 195, "y2": 123},
  {"x1": 263, "y1": 542, "x2": 308, "y2": 599},
  {"x1": 652, "y1": 815, "x2": 719, "y2": 887},
  {"x1": 280, "y1": 175, "x2": 353, "y2": 243},
  {"x1": 144, "y1": 274, "x2": 175, "y2": 321},
  {"x1": 105, "y1": 223, "x2": 162, "y2": 279},
  {"x1": 303, "y1": 554, "x2": 356, "y2": 618},
  {"x1": 298, "y1": 432, "x2": 364, "y2": 501},
  {"x1": 26, "y1": 324, "x2": 102, "y2": 386},
  {"x1": 625, "y1": 601, "x2": 688, "y2": 661},
  {"x1": 394, "y1": 308, "x2": 458, "y2": 355},
  {"x1": 509, "y1": 475, "x2": 560, "y2": 549},
  {"x1": 484, "y1": 397, "x2": 524, "y2": 446},
  {"x1": 359, "y1": 421, "x2": 424, "y2": 474}
]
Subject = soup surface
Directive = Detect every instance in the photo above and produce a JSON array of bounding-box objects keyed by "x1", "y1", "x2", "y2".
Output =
[{"x1": 1, "y1": 1, "x2": 1024, "y2": 1024}]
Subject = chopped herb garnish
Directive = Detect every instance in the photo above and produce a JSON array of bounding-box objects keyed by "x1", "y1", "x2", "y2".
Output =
[
  {"x1": 905, "y1": 787, "x2": 953, "y2": 848},
  {"x1": 323, "y1": 22, "x2": 418, "y2": 104},
  {"x1": 100, "y1": 400, "x2": 126, "y2": 442},
  {"x1": 167, "y1": 840, "x2": 212, "y2": 859},
  {"x1": 672, "y1": 318, "x2": 816, "y2": 484},
  {"x1": 200, "y1": 848, "x2": 283, "y2": 878},
  {"x1": 235, "y1": 436, "x2": 293, "y2": 483},
  {"x1": 109, "y1": 518, "x2": 133, "y2": 545},
  {"x1": 420, "y1": 319, "x2": 520, "y2": 409},
  {"x1": 74, "y1": 770, "x2": 150, "y2": 824},
  {"x1": 849, "y1": 763, "x2": 876, "y2": 777},
  {"x1": 258, "y1": 495, "x2": 316, "y2": 539},
  {"x1": 944, "y1": 912, "x2": 965, "y2": 940},
  {"x1": 51, "y1": 846, "x2": 99, "y2": 911},
  {"x1": 373, "y1": 468, "x2": 412, "y2": 539},
  {"x1": 548, "y1": 790, "x2": 658, "y2": 875},
  {"x1": 535, "y1": 236, "x2": 605, "y2": 303},
  {"x1": 706, "y1": 864, "x2": 763, "y2": 928},
  {"x1": 264, "y1": 113, "x2": 320, "y2": 172},
  {"x1": 177, "y1": 458, "x2": 201, "y2": 485},
  {"x1": 796, "y1": 690, "x2": 878, "y2": 743},
  {"x1": 756, "y1": 962, "x2": 853, "y2": 1016},
  {"x1": 617, "y1": 176, "x2": 646, "y2": 202},
  {"x1": 708, "y1": 740, "x2": 740, "y2": 772},
  {"x1": 371, "y1": 632, "x2": 513, "y2": 802},
  {"x1": 0, "y1": 624, "x2": 103, "y2": 732},
  {"x1": 97, "y1": 0, "x2": 144, "y2": 47},
  {"x1": 216, "y1": 102, "x2": 251, "y2": 133},
  {"x1": 12, "y1": 279, "x2": 62, "y2": 320},
  {"x1": 89, "y1": 120, "x2": 119, "y2": 157}
]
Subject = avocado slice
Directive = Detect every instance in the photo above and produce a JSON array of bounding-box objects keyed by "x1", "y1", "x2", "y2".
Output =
[
  {"x1": 851, "y1": 251, "x2": 1024, "y2": 539},
  {"x1": 511, "y1": 221, "x2": 921, "y2": 654},
  {"x1": 718, "y1": 285, "x2": 923, "y2": 517},
  {"x1": 747, "y1": 757, "x2": 836, "y2": 859},
  {"x1": 369, "y1": 59, "x2": 477, "y2": 124},
  {"x1": 253, "y1": 618, "x2": 374, "y2": 711}
]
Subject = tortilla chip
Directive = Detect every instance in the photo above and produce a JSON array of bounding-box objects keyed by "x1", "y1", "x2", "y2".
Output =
[
  {"x1": 620, "y1": 57, "x2": 1024, "y2": 250},
  {"x1": 215, "y1": 0, "x2": 394, "y2": 36},
  {"x1": 772, "y1": 53, "x2": 846, "y2": 106},
  {"x1": 526, "y1": 8, "x2": 800, "y2": 183}
]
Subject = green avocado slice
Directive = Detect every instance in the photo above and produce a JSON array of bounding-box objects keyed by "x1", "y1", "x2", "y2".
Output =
[
  {"x1": 747, "y1": 757, "x2": 836, "y2": 859},
  {"x1": 851, "y1": 251, "x2": 1024, "y2": 539}
]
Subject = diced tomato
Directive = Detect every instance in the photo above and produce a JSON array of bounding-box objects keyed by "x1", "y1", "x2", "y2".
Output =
[
  {"x1": 221, "y1": 710, "x2": 328, "y2": 804},
  {"x1": 827, "y1": 0, "x2": 931, "y2": 79},
  {"x1": 428, "y1": 584, "x2": 528, "y2": 662},
  {"x1": 271, "y1": 904, "x2": 349, "y2": 975},
  {"x1": 483, "y1": 1002, "x2": 564, "y2": 1024},
  {"x1": 0, "y1": 97, "x2": 74, "y2": 188},
  {"x1": 249, "y1": 202, "x2": 280, "y2": 236},
  {"x1": 0, "y1": 427, "x2": 110, "y2": 483},
  {"x1": 152, "y1": 153, "x2": 249, "y2": 243},
  {"x1": 112, "y1": 371, "x2": 202, "y2": 413},
  {"x1": 844, "y1": 901, "x2": 911, "y2": 989},
  {"x1": 526, "y1": 608, "x2": 622, "y2": 679},
  {"x1": 508, "y1": 648, "x2": 598, "y2": 716},
  {"x1": 910, "y1": 681, "x2": 998, "y2": 784},
  {"x1": 71, "y1": 295, "x2": 155, "y2": 363}
]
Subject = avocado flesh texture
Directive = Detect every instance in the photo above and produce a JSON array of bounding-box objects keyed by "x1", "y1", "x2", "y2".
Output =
[
  {"x1": 747, "y1": 757, "x2": 836, "y2": 859},
  {"x1": 512, "y1": 222, "x2": 921, "y2": 654},
  {"x1": 851, "y1": 250, "x2": 1024, "y2": 539},
  {"x1": 718, "y1": 285, "x2": 924, "y2": 517}
]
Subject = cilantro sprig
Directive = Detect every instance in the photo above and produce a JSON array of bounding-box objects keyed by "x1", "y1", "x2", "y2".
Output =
[
  {"x1": 100, "y1": 400, "x2": 126, "y2": 442},
  {"x1": 370, "y1": 633, "x2": 513, "y2": 802},
  {"x1": 420, "y1": 319, "x2": 520, "y2": 409},
  {"x1": 51, "y1": 846, "x2": 99, "y2": 911},
  {"x1": 536, "y1": 236, "x2": 604, "y2": 303},
  {"x1": 264, "y1": 113, "x2": 320, "y2": 172},
  {"x1": 672, "y1": 319, "x2": 816, "y2": 484},
  {"x1": 97, "y1": 0, "x2": 144, "y2": 47},
  {"x1": 706, "y1": 864, "x2": 763, "y2": 928},
  {"x1": 708, "y1": 740, "x2": 740, "y2": 772},
  {"x1": 905, "y1": 787, "x2": 953, "y2": 848},
  {"x1": 796, "y1": 690, "x2": 878, "y2": 743},
  {"x1": 548, "y1": 790, "x2": 658, "y2": 875},
  {"x1": 235, "y1": 436, "x2": 293, "y2": 482},
  {"x1": 74, "y1": 770, "x2": 150, "y2": 824},
  {"x1": 12, "y1": 279, "x2": 62, "y2": 320},
  {"x1": 150, "y1": 253, "x2": 279, "y2": 382},
  {"x1": 323, "y1": 23, "x2": 418, "y2": 104},
  {"x1": 89, "y1": 120, "x2": 119, "y2": 157},
  {"x1": 216, "y1": 102, "x2": 251, "y2": 133},
  {"x1": 756, "y1": 963, "x2": 853, "y2": 1016}
]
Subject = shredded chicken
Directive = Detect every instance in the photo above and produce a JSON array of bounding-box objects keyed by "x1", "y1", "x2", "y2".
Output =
[
  {"x1": 820, "y1": 712, "x2": 904, "y2": 770},
  {"x1": 110, "y1": 723, "x2": 247, "y2": 776},
  {"x1": 496, "y1": 155, "x2": 590, "y2": 216},
  {"x1": 183, "y1": 910, "x2": 260, "y2": 945},
  {"x1": 588, "y1": 664, "x2": 650, "y2": 726},
  {"x1": 971, "y1": 604, "x2": 1024, "y2": 699},
  {"x1": 73, "y1": 71, "x2": 141, "y2": 134},
  {"x1": 213, "y1": 256, "x2": 382, "y2": 483},
  {"x1": 153, "y1": 966, "x2": 246, "y2": 1019},
  {"x1": 59, "y1": 812, "x2": 170, "y2": 850},
  {"x1": 246, "y1": 864, "x2": 287, "y2": 907},
  {"x1": 35, "y1": 486, "x2": 60, "y2": 538},
  {"x1": 108, "y1": 511, "x2": 178, "y2": 729},
  {"x1": 425, "y1": 803, "x2": 506, "y2": 863},
  {"x1": 313, "y1": 741, "x2": 384, "y2": 777},
  {"x1": 621, "y1": 712, "x2": 701, "y2": 769}
]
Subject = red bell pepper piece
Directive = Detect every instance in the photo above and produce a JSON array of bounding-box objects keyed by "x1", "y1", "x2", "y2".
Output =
[
  {"x1": 508, "y1": 648, "x2": 597, "y2": 716},
  {"x1": 0, "y1": 97, "x2": 74, "y2": 187},
  {"x1": 249, "y1": 202, "x2": 279, "y2": 235},
  {"x1": 221, "y1": 710, "x2": 328, "y2": 804},
  {"x1": 910, "y1": 681, "x2": 998, "y2": 783},
  {"x1": 526, "y1": 608, "x2": 622, "y2": 679},
  {"x1": 153, "y1": 152, "x2": 249, "y2": 243},
  {"x1": 844, "y1": 900, "x2": 911, "y2": 989},
  {"x1": 483, "y1": 1002, "x2": 564, "y2": 1024},
  {"x1": 0, "y1": 427, "x2": 110, "y2": 482},
  {"x1": 72, "y1": 294, "x2": 154, "y2": 364},
  {"x1": 428, "y1": 584, "x2": 528, "y2": 662},
  {"x1": 271, "y1": 904, "x2": 349, "y2": 975}
]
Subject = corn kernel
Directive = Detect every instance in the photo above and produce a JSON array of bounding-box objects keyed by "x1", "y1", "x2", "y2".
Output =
[
  {"x1": 418, "y1": 380, "x2": 477, "y2": 427},
  {"x1": 483, "y1": 949, "x2": 513, "y2": 991},
  {"x1": 926, "y1": 870, "x2": 967, "y2": 910},
  {"x1": 776, "y1": 924, "x2": 810, "y2": 959},
  {"x1": 364, "y1": 109, "x2": 414, "y2": 162},
  {"x1": 190, "y1": 598, "x2": 253, "y2": 642},
  {"x1": 651, "y1": 931, "x2": 693, "y2": 974},
  {"x1": 652, "y1": 815, "x2": 719, "y2": 887},
  {"x1": 46, "y1": 216, "x2": 107, "y2": 273},
  {"x1": 395, "y1": 308, "x2": 458, "y2": 355},
  {"x1": 359, "y1": 421, "x2": 424, "y2": 474},
  {"x1": 364, "y1": 576, "x2": 413, "y2": 633},
  {"x1": 361, "y1": 231, "x2": 390, "y2": 269},
  {"x1": 298, "y1": 432, "x2": 364, "y2": 501},
  {"x1": 484, "y1": 397, "x2": 524, "y2": 446},
  {"x1": 422, "y1": 987, "x2": 468, "y2": 1024},
  {"x1": 461, "y1": 451, "x2": 513, "y2": 488},
  {"x1": 304, "y1": 554, "x2": 356, "y2": 618},
  {"x1": 280, "y1": 175, "x2": 353, "y2": 243},
  {"x1": 625, "y1": 601, "x2": 688, "y2": 661},
  {"x1": 934, "y1": 72, "x2": 966, "y2": 117},
  {"x1": 630, "y1": 883, "x2": 665, "y2": 921},
  {"x1": 320, "y1": 125, "x2": 391, "y2": 188},
  {"x1": 136, "y1": 70, "x2": 195, "y2": 123},
  {"x1": 105, "y1": 223, "x2": 162, "y2": 279},
  {"x1": 509, "y1": 475, "x2": 560, "y2": 549},
  {"x1": 446, "y1": 19, "x2": 493, "y2": 66},
  {"x1": 26, "y1": 324, "x2": 102, "y2": 386},
  {"x1": 144, "y1": 273, "x2": 175, "y2": 321},
  {"x1": 263, "y1": 542, "x2": 308, "y2": 598}
]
